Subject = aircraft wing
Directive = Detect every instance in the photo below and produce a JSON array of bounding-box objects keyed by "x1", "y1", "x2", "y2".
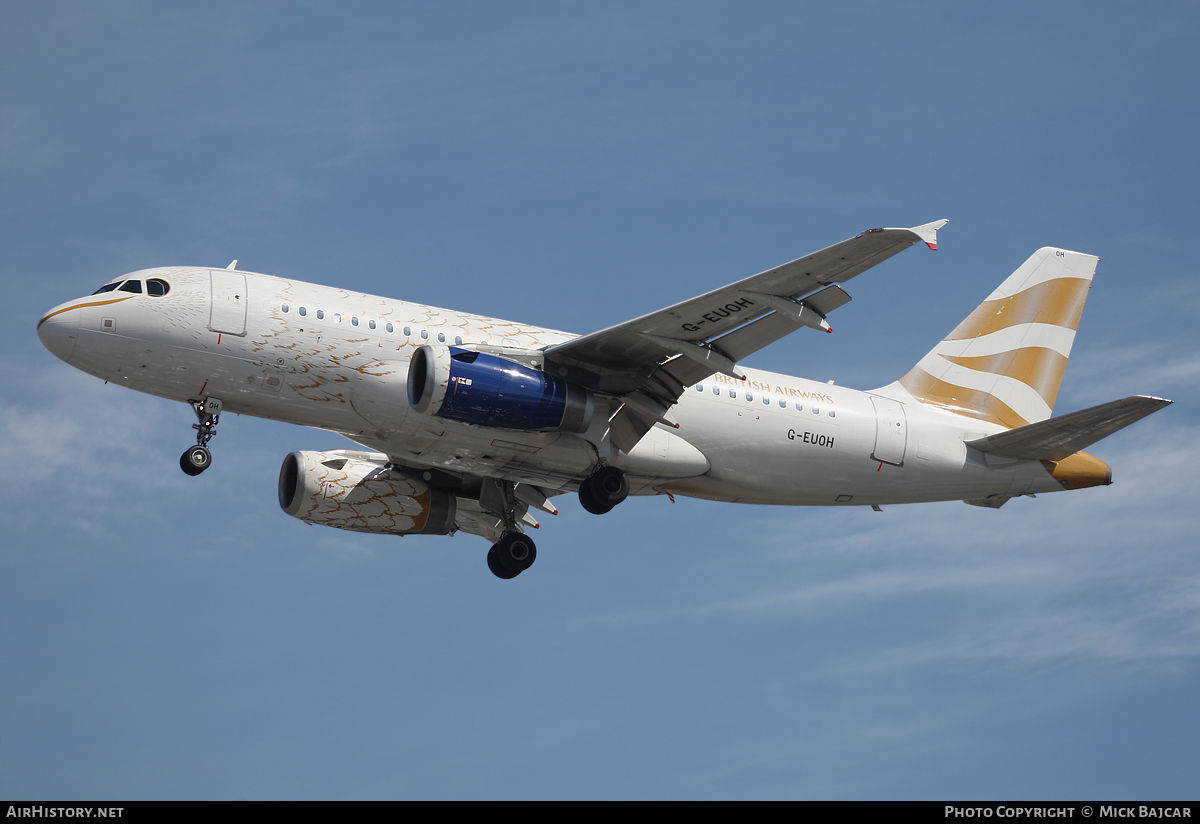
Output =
[
  {"x1": 966, "y1": 395, "x2": 1173, "y2": 461},
  {"x1": 543, "y1": 220, "x2": 948, "y2": 451}
]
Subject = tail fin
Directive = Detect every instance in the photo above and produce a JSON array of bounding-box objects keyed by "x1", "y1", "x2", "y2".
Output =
[{"x1": 893, "y1": 247, "x2": 1098, "y2": 428}]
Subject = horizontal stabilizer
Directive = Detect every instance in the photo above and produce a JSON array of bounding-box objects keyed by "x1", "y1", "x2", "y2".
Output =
[{"x1": 966, "y1": 395, "x2": 1172, "y2": 461}]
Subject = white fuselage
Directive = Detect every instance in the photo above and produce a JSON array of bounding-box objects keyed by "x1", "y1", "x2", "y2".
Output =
[{"x1": 38, "y1": 266, "x2": 1066, "y2": 507}]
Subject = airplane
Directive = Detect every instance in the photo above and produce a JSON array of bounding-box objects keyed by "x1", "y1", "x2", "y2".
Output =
[{"x1": 36, "y1": 221, "x2": 1172, "y2": 579}]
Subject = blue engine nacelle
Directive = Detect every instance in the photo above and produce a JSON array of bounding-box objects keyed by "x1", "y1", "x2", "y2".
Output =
[{"x1": 407, "y1": 346, "x2": 595, "y2": 433}]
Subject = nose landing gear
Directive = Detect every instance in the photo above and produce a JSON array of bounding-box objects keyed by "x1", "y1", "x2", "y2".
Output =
[{"x1": 180, "y1": 397, "x2": 221, "y2": 476}]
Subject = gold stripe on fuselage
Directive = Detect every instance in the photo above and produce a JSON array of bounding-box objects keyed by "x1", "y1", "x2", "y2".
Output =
[{"x1": 37, "y1": 295, "x2": 136, "y2": 329}]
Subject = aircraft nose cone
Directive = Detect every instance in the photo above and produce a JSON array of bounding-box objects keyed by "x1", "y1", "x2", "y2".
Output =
[{"x1": 37, "y1": 303, "x2": 80, "y2": 363}]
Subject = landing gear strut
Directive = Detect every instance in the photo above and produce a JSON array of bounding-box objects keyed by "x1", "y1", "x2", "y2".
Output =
[
  {"x1": 481, "y1": 478, "x2": 538, "y2": 580},
  {"x1": 578, "y1": 464, "x2": 629, "y2": 515},
  {"x1": 180, "y1": 397, "x2": 222, "y2": 476}
]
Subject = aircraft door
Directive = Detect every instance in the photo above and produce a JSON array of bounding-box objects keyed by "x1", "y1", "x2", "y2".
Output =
[
  {"x1": 209, "y1": 271, "x2": 247, "y2": 336},
  {"x1": 869, "y1": 396, "x2": 907, "y2": 466}
]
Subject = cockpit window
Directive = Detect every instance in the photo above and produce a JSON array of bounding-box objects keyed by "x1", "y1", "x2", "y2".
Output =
[
  {"x1": 118, "y1": 280, "x2": 143, "y2": 294},
  {"x1": 147, "y1": 278, "x2": 170, "y2": 297},
  {"x1": 91, "y1": 282, "x2": 122, "y2": 295}
]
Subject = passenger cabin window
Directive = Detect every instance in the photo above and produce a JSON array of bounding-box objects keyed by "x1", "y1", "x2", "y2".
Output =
[
  {"x1": 281, "y1": 304, "x2": 290, "y2": 313},
  {"x1": 438, "y1": 332, "x2": 445, "y2": 342},
  {"x1": 712, "y1": 386, "x2": 719, "y2": 395},
  {"x1": 796, "y1": 403, "x2": 804, "y2": 411},
  {"x1": 118, "y1": 280, "x2": 142, "y2": 294},
  {"x1": 299, "y1": 306, "x2": 307, "y2": 316},
  {"x1": 778, "y1": 398, "x2": 786, "y2": 408},
  {"x1": 763, "y1": 396, "x2": 770, "y2": 405},
  {"x1": 351, "y1": 317, "x2": 359, "y2": 327},
  {"x1": 829, "y1": 410, "x2": 836, "y2": 418},
  {"x1": 386, "y1": 323, "x2": 394, "y2": 333},
  {"x1": 368, "y1": 320, "x2": 376, "y2": 330},
  {"x1": 696, "y1": 384, "x2": 704, "y2": 392},
  {"x1": 729, "y1": 389, "x2": 736, "y2": 398},
  {"x1": 316, "y1": 310, "x2": 324, "y2": 320},
  {"x1": 421, "y1": 330, "x2": 428, "y2": 340},
  {"x1": 403, "y1": 326, "x2": 411, "y2": 336},
  {"x1": 92, "y1": 282, "x2": 122, "y2": 295},
  {"x1": 146, "y1": 278, "x2": 170, "y2": 297},
  {"x1": 455, "y1": 335, "x2": 463, "y2": 345}
]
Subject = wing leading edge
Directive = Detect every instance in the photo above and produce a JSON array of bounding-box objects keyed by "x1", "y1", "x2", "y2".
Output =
[{"x1": 544, "y1": 220, "x2": 948, "y2": 451}]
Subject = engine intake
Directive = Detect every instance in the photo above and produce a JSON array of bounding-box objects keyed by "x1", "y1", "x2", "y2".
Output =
[
  {"x1": 407, "y1": 345, "x2": 594, "y2": 433},
  {"x1": 278, "y1": 451, "x2": 456, "y2": 535}
]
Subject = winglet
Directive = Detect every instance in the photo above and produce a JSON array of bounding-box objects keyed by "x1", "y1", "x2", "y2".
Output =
[
  {"x1": 909, "y1": 219, "x2": 949, "y2": 251},
  {"x1": 226, "y1": 260, "x2": 238, "y2": 270}
]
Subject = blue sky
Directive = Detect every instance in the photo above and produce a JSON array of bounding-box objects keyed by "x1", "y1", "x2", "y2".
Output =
[{"x1": 2, "y1": 2, "x2": 1198, "y2": 799}]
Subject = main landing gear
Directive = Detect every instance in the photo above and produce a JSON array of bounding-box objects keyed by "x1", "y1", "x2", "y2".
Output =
[
  {"x1": 180, "y1": 397, "x2": 222, "y2": 476},
  {"x1": 487, "y1": 532, "x2": 538, "y2": 579},
  {"x1": 481, "y1": 478, "x2": 538, "y2": 580},
  {"x1": 485, "y1": 462, "x2": 627, "y2": 578},
  {"x1": 578, "y1": 464, "x2": 629, "y2": 515}
]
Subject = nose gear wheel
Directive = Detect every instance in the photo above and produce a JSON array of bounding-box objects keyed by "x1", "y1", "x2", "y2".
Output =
[
  {"x1": 180, "y1": 445, "x2": 211, "y2": 476},
  {"x1": 180, "y1": 397, "x2": 221, "y2": 476}
]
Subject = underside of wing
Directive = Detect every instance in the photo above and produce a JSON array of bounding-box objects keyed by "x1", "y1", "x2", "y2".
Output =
[{"x1": 381, "y1": 457, "x2": 558, "y2": 543}]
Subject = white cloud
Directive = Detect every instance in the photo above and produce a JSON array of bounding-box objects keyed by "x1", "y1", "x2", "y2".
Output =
[
  {"x1": 1065, "y1": 344, "x2": 1200, "y2": 408},
  {"x1": 0, "y1": 364, "x2": 168, "y2": 481}
]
